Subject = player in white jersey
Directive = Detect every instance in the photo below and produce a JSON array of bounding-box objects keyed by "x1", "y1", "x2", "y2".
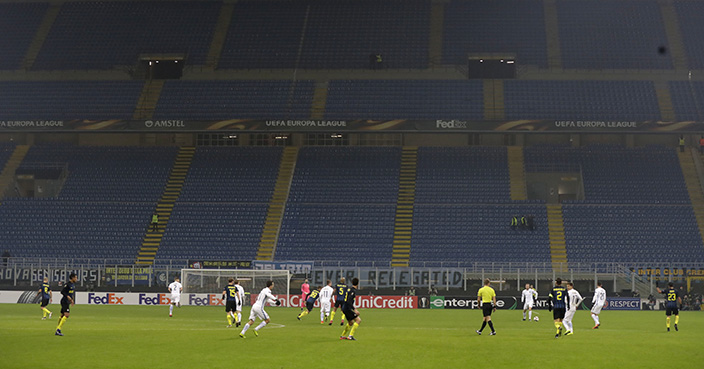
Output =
[
  {"x1": 521, "y1": 283, "x2": 538, "y2": 321},
  {"x1": 563, "y1": 282, "x2": 583, "y2": 336},
  {"x1": 234, "y1": 280, "x2": 245, "y2": 327},
  {"x1": 591, "y1": 282, "x2": 606, "y2": 329},
  {"x1": 168, "y1": 277, "x2": 182, "y2": 317},
  {"x1": 319, "y1": 280, "x2": 335, "y2": 324},
  {"x1": 239, "y1": 280, "x2": 280, "y2": 338}
]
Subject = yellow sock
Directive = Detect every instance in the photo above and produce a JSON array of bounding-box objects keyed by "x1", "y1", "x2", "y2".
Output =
[
  {"x1": 341, "y1": 323, "x2": 351, "y2": 337},
  {"x1": 349, "y1": 322, "x2": 359, "y2": 337},
  {"x1": 330, "y1": 311, "x2": 336, "y2": 322},
  {"x1": 234, "y1": 313, "x2": 239, "y2": 323},
  {"x1": 227, "y1": 314, "x2": 233, "y2": 325},
  {"x1": 42, "y1": 309, "x2": 47, "y2": 318},
  {"x1": 555, "y1": 322, "x2": 561, "y2": 333},
  {"x1": 666, "y1": 317, "x2": 671, "y2": 328},
  {"x1": 298, "y1": 310, "x2": 309, "y2": 319},
  {"x1": 44, "y1": 308, "x2": 52, "y2": 316},
  {"x1": 675, "y1": 315, "x2": 679, "y2": 325},
  {"x1": 57, "y1": 316, "x2": 67, "y2": 330}
]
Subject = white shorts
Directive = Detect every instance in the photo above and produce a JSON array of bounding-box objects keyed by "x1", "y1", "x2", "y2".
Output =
[
  {"x1": 170, "y1": 294, "x2": 180, "y2": 304},
  {"x1": 564, "y1": 308, "x2": 576, "y2": 322},
  {"x1": 523, "y1": 302, "x2": 534, "y2": 310},
  {"x1": 248, "y1": 305, "x2": 269, "y2": 322},
  {"x1": 591, "y1": 303, "x2": 604, "y2": 314},
  {"x1": 320, "y1": 302, "x2": 331, "y2": 314}
]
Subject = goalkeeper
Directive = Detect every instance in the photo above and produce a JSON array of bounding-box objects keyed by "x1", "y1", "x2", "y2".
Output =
[
  {"x1": 239, "y1": 280, "x2": 281, "y2": 338},
  {"x1": 475, "y1": 279, "x2": 497, "y2": 336}
]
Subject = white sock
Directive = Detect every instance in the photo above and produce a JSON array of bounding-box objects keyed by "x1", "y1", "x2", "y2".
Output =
[
  {"x1": 528, "y1": 311, "x2": 532, "y2": 320},
  {"x1": 169, "y1": 304, "x2": 174, "y2": 315},
  {"x1": 321, "y1": 311, "x2": 325, "y2": 321},
  {"x1": 237, "y1": 312, "x2": 241, "y2": 322},
  {"x1": 523, "y1": 311, "x2": 526, "y2": 319},
  {"x1": 254, "y1": 321, "x2": 267, "y2": 331},
  {"x1": 592, "y1": 314, "x2": 598, "y2": 324},
  {"x1": 240, "y1": 323, "x2": 250, "y2": 334},
  {"x1": 595, "y1": 315, "x2": 600, "y2": 325},
  {"x1": 564, "y1": 321, "x2": 571, "y2": 331}
]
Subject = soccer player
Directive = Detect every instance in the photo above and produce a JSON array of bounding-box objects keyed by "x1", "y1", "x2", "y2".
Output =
[
  {"x1": 297, "y1": 286, "x2": 321, "y2": 320},
  {"x1": 168, "y1": 277, "x2": 182, "y2": 317},
  {"x1": 55, "y1": 272, "x2": 77, "y2": 336},
  {"x1": 591, "y1": 281, "x2": 606, "y2": 329},
  {"x1": 475, "y1": 279, "x2": 497, "y2": 336},
  {"x1": 300, "y1": 278, "x2": 310, "y2": 310},
  {"x1": 319, "y1": 280, "x2": 335, "y2": 324},
  {"x1": 521, "y1": 283, "x2": 537, "y2": 321},
  {"x1": 240, "y1": 280, "x2": 281, "y2": 338},
  {"x1": 563, "y1": 282, "x2": 583, "y2": 336},
  {"x1": 234, "y1": 279, "x2": 245, "y2": 327},
  {"x1": 548, "y1": 278, "x2": 569, "y2": 338},
  {"x1": 656, "y1": 282, "x2": 682, "y2": 332},
  {"x1": 340, "y1": 277, "x2": 361, "y2": 340},
  {"x1": 330, "y1": 277, "x2": 347, "y2": 326},
  {"x1": 222, "y1": 278, "x2": 238, "y2": 327},
  {"x1": 37, "y1": 277, "x2": 53, "y2": 320}
]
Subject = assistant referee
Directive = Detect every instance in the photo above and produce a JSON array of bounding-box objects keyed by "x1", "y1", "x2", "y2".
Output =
[{"x1": 476, "y1": 279, "x2": 497, "y2": 336}]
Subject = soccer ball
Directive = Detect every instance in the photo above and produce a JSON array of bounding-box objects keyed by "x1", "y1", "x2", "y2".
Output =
[{"x1": 533, "y1": 316, "x2": 539, "y2": 322}]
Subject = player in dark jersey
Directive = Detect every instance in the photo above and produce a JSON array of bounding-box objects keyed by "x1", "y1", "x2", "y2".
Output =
[
  {"x1": 222, "y1": 278, "x2": 239, "y2": 328},
  {"x1": 656, "y1": 282, "x2": 682, "y2": 332},
  {"x1": 340, "y1": 278, "x2": 361, "y2": 341},
  {"x1": 37, "y1": 277, "x2": 53, "y2": 320},
  {"x1": 548, "y1": 278, "x2": 569, "y2": 338},
  {"x1": 297, "y1": 286, "x2": 322, "y2": 320},
  {"x1": 329, "y1": 277, "x2": 347, "y2": 326},
  {"x1": 55, "y1": 272, "x2": 77, "y2": 336}
]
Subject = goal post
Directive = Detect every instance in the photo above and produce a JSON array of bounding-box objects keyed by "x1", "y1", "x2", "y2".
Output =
[{"x1": 181, "y1": 269, "x2": 290, "y2": 305}]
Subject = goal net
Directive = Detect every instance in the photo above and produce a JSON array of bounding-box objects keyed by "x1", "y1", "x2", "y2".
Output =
[{"x1": 181, "y1": 269, "x2": 290, "y2": 306}]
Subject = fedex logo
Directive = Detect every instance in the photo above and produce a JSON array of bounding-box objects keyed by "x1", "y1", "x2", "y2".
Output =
[
  {"x1": 87, "y1": 293, "x2": 124, "y2": 305},
  {"x1": 189, "y1": 294, "x2": 225, "y2": 306},
  {"x1": 139, "y1": 294, "x2": 171, "y2": 305}
]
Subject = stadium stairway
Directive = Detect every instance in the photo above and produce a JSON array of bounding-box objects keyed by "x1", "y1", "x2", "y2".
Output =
[
  {"x1": 483, "y1": 80, "x2": 505, "y2": 120},
  {"x1": 508, "y1": 146, "x2": 527, "y2": 201},
  {"x1": 0, "y1": 145, "x2": 29, "y2": 199},
  {"x1": 133, "y1": 80, "x2": 165, "y2": 120},
  {"x1": 659, "y1": 0, "x2": 688, "y2": 70},
  {"x1": 136, "y1": 146, "x2": 195, "y2": 265},
  {"x1": 391, "y1": 147, "x2": 418, "y2": 267},
  {"x1": 428, "y1": 0, "x2": 445, "y2": 66},
  {"x1": 678, "y1": 149, "x2": 704, "y2": 246},
  {"x1": 22, "y1": 3, "x2": 61, "y2": 70},
  {"x1": 546, "y1": 204, "x2": 569, "y2": 272},
  {"x1": 310, "y1": 81, "x2": 329, "y2": 120},
  {"x1": 205, "y1": 1, "x2": 236, "y2": 70},
  {"x1": 543, "y1": 0, "x2": 562, "y2": 70},
  {"x1": 654, "y1": 80, "x2": 676, "y2": 122},
  {"x1": 256, "y1": 147, "x2": 298, "y2": 261}
]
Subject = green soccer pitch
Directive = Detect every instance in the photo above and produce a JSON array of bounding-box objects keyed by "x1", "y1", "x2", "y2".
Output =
[{"x1": 2, "y1": 304, "x2": 703, "y2": 369}]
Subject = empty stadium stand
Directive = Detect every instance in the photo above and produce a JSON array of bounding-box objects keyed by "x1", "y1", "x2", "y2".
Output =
[
  {"x1": 33, "y1": 1, "x2": 220, "y2": 70},
  {"x1": 0, "y1": 2, "x2": 47, "y2": 70},
  {"x1": 524, "y1": 144, "x2": 689, "y2": 204},
  {"x1": 669, "y1": 81, "x2": 704, "y2": 121},
  {"x1": 415, "y1": 147, "x2": 511, "y2": 204},
  {"x1": 674, "y1": 1, "x2": 704, "y2": 70},
  {"x1": 300, "y1": 0, "x2": 430, "y2": 69},
  {"x1": 442, "y1": 0, "x2": 548, "y2": 68},
  {"x1": 504, "y1": 80, "x2": 662, "y2": 121},
  {"x1": 556, "y1": 0, "x2": 672, "y2": 69},
  {"x1": 563, "y1": 205, "x2": 704, "y2": 262},
  {"x1": 275, "y1": 147, "x2": 400, "y2": 262},
  {"x1": 153, "y1": 80, "x2": 315, "y2": 120},
  {"x1": 324, "y1": 80, "x2": 484, "y2": 120},
  {"x1": 0, "y1": 81, "x2": 144, "y2": 120}
]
